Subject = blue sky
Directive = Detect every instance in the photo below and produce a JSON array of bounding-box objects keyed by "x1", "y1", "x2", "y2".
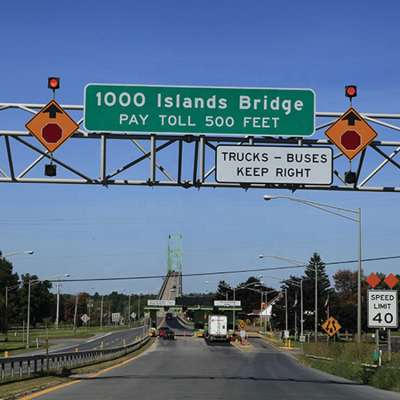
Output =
[{"x1": 1, "y1": 0, "x2": 400, "y2": 295}]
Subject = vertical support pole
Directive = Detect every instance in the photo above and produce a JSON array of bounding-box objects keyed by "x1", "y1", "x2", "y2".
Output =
[
  {"x1": 357, "y1": 208, "x2": 362, "y2": 342},
  {"x1": 150, "y1": 134, "x2": 156, "y2": 183},
  {"x1": 315, "y1": 264, "x2": 318, "y2": 343},
  {"x1": 233, "y1": 288, "x2": 236, "y2": 333},
  {"x1": 100, "y1": 295, "x2": 104, "y2": 328},
  {"x1": 73, "y1": 293, "x2": 78, "y2": 333},
  {"x1": 4, "y1": 136, "x2": 15, "y2": 180},
  {"x1": 138, "y1": 294, "x2": 140, "y2": 320},
  {"x1": 55, "y1": 283, "x2": 60, "y2": 329},
  {"x1": 128, "y1": 294, "x2": 131, "y2": 327},
  {"x1": 300, "y1": 280, "x2": 304, "y2": 338},
  {"x1": 192, "y1": 139, "x2": 199, "y2": 185},
  {"x1": 199, "y1": 136, "x2": 205, "y2": 183},
  {"x1": 285, "y1": 288, "x2": 288, "y2": 333},
  {"x1": 5, "y1": 287, "x2": 8, "y2": 342},
  {"x1": 388, "y1": 329, "x2": 392, "y2": 362},
  {"x1": 100, "y1": 134, "x2": 107, "y2": 184},
  {"x1": 26, "y1": 280, "x2": 31, "y2": 349},
  {"x1": 177, "y1": 140, "x2": 183, "y2": 184}
]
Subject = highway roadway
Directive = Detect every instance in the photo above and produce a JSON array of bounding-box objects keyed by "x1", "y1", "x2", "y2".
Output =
[{"x1": 37, "y1": 326, "x2": 400, "y2": 399}]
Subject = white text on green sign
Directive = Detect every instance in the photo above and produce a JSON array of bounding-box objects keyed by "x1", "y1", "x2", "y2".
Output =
[{"x1": 84, "y1": 84, "x2": 315, "y2": 136}]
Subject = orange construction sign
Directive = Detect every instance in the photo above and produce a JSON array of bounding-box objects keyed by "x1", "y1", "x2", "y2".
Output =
[
  {"x1": 325, "y1": 107, "x2": 377, "y2": 160},
  {"x1": 321, "y1": 316, "x2": 341, "y2": 337},
  {"x1": 25, "y1": 100, "x2": 79, "y2": 153}
]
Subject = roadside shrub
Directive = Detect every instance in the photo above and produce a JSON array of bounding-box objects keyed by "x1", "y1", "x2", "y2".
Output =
[{"x1": 370, "y1": 367, "x2": 400, "y2": 391}]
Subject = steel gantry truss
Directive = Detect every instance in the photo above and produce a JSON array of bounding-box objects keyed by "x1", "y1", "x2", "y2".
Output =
[{"x1": 1, "y1": 101, "x2": 400, "y2": 192}]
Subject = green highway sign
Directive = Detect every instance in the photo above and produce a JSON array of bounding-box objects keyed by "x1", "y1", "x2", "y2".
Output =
[{"x1": 84, "y1": 84, "x2": 315, "y2": 136}]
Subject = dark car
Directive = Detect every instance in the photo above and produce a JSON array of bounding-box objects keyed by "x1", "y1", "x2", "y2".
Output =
[{"x1": 164, "y1": 328, "x2": 175, "y2": 340}]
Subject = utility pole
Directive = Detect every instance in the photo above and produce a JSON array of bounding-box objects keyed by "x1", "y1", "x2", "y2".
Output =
[
  {"x1": 315, "y1": 264, "x2": 318, "y2": 343},
  {"x1": 285, "y1": 288, "x2": 288, "y2": 333},
  {"x1": 233, "y1": 288, "x2": 236, "y2": 332},
  {"x1": 137, "y1": 294, "x2": 140, "y2": 320},
  {"x1": 55, "y1": 283, "x2": 60, "y2": 329},
  {"x1": 73, "y1": 293, "x2": 78, "y2": 333},
  {"x1": 300, "y1": 279, "x2": 304, "y2": 339},
  {"x1": 357, "y1": 208, "x2": 362, "y2": 343},
  {"x1": 100, "y1": 295, "x2": 104, "y2": 328},
  {"x1": 128, "y1": 294, "x2": 131, "y2": 326},
  {"x1": 26, "y1": 280, "x2": 31, "y2": 349},
  {"x1": 5, "y1": 287, "x2": 8, "y2": 342}
]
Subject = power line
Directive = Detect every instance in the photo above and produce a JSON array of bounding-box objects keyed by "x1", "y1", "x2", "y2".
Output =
[{"x1": 48, "y1": 255, "x2": 400, "y2": 283}]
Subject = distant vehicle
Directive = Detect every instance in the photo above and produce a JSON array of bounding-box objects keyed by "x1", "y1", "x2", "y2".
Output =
[
  {"x1": 166, "y1": 312, "x2": 173, "y2": 320},
  {"x1": 206, "y1": 315, "x2": 229, "y2": 343},
  {"x1": 159, "y1": 326, "x2": 168, "y2": 338},
  {"x1": 164, "y1": 327, "x2": 175, "y2": 340}
]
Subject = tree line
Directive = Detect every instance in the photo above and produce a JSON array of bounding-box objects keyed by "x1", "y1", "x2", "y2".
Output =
[
  {"x1": 0, "y1": 257, "x2": 155, "y2": 331},
  {"x1": 215, "y1": 252, "x2": 400, "y2": 334}
]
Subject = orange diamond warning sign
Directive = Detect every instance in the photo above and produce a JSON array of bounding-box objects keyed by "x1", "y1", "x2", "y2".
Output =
[
  {"x1": 325, "y1": 107, "x2": 377, "y2": 160},
  {"x1": 321, "y1": 316, "x2": 341, "y2": 337},
  {"x1": 25, "y1": 100, "x2": 79, "y2": 153}
]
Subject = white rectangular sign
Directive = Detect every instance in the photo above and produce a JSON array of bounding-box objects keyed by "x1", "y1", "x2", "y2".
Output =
[
  {"x1": 214, "y1": 300, "x2": 241, "y2": 307},
  {"x1": 368, "y1": 290, "x2": 398, "y2": 329},
  {"x1": 111, "y1": 312, "x2": 121, "y2": 323},
  {"x1": 216, "y1": 145, "x2": 333, "y2": 185},
  {"x1": 147, "y1": 299, "x2": 176, "y2": 307}
]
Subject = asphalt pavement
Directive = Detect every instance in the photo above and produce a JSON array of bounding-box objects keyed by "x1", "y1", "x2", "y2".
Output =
[
  {"x1": 1, "y1": 325, "x2": 147, "y2": 360},
  {"x1": 37, "y1": 330, "x2": 400, "y2": 399}
]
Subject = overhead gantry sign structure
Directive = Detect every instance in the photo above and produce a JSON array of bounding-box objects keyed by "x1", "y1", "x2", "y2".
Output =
[{"x1": 1, "y1": 83, "x2": 400, "y2": 192}]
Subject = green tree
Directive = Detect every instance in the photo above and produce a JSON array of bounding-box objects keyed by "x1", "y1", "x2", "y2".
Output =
[
  {"x1": 301, "y1": 253, "x2": 331, "y2": 331},
  {"x1": 216, "y1": 280, "x2": 231, "y2": 300},
  {"x1": 0, "y1": 257, "x2": 20, "y2": 333},
  {"x1": 17, "y1": 274, "x2": 55, "y2": 327}
]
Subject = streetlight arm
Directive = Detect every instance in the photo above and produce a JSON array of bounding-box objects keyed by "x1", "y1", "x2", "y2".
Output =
[
  {"x1": 264, "y1": 196, "x2": 359, "y2": 222},
  {"x1": 295, "y1": 200, "x2": 358, "y2": 222}
]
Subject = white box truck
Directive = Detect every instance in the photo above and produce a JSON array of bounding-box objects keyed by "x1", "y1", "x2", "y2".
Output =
[{"x1": 206, "y1": 315, "x2": 229, "y2": 343}]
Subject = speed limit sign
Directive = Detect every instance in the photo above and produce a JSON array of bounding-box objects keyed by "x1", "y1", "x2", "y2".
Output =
[{"x1": 368, "y1": 290, "x2": 398, "y2": 329}]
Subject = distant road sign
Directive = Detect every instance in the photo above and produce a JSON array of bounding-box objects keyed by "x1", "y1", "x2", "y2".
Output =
[
  {"x1": 321, "y1": 317, "x2": 341, "y2": 337},
  {"x1": 111, "y1": 312, "x2": 121, "y2": 323},
  {"x1": 25, "y1": 100, "x2": 79, "y2": 152},
  {"x1": 147, "y1": 299, "x2": 175, "y2": 307},
  {"x1": 84, "y1": 84, "x2": 315, "y2": 137},
  {"x1": 368, "y1": 290, "x2": 398, "y2": 329},
  {"x1": 325, "y1": 107, "x2": 377, "y2": 160},
  {"x1": 216, "y1": 145, "x2": 332, "y2": 185},
  {"x1": 130, "y1": 312, "x2": 137, "y2": 319},
  {"x1": 80, "y1": 314, "x2": 90, "y2": 324},
  {"x1": 214, "y1": 300, "x2": 241, "y2": 307}
]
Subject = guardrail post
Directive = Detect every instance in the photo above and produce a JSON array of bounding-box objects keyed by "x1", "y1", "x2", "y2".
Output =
[
  {"x1": 1, "y1": 362, "x2": 5, "y2": 381},
  {"x1": 19, "y1": 361, "x2": 22, "y2": 378}
]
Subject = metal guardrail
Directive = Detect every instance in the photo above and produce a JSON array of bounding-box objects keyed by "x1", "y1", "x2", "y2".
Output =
[{"x1": 0, "y1": 334, "x2": 150, "y2": 382}]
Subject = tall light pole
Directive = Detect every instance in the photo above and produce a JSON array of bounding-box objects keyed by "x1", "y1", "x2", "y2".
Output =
[
  {"x1": 26, "y1": 279, "x2": 31, "y2": 349},
  {"x1": 258, "y1": 255, "x2": 305, "y2": 339},
  {"x1": 100, "y1": 295, "x2": 104, "y2": 328},
  {"x1": 315, "y1": 262, "x2": 318, "y2": 342},
  {"x1": 55, "y1": 274, "x2": 70, "y2": 329},
  {"x1": 223, "y1": 276, "x2": 262, "y2": 332},
  {"x1": 284, "y1": 288, "x2": 288, "y2": 333},
  {"x1": 264, "y1": 195, "x2": 362, "y2": 342}
]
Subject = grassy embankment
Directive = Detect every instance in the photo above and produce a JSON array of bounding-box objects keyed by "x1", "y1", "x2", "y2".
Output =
[{"x1": 297, "y1": 341, "x2": 400, "y2": 392}]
